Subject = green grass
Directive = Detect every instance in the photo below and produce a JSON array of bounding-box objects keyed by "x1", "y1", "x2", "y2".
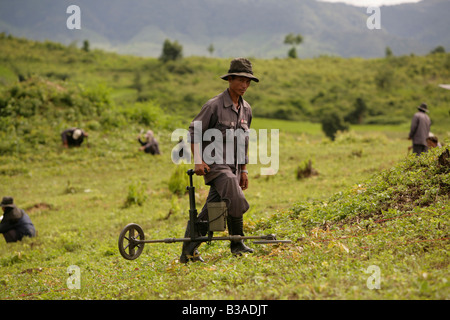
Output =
[{"x1": 1, "y1": 122, "x2": 448, "y2": 300}]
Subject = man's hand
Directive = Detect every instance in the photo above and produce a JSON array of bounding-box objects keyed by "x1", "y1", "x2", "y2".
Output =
[
  {"x1": 240, "y1": 172, "x2": 248, "y2": 190},
  {"x1": 194, "y1": 161, "x2": 210, "y2": 176}
]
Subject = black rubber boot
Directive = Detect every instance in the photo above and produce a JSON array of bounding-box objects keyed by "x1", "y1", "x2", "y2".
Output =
[
  {"x1": 179, "y1": 221, "x2": 204, "y2": 263},
  {"x1": 227, "y1": 216, "x2": 254, "y2": 255}
]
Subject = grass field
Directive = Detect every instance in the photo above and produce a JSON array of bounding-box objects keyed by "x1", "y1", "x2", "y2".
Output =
[
  {"x1": 1, "y1": 119, "x2": 448, "y2": 300},
  {"x1": 0, "y1": 35, "x2": 448, "y2": 302}
]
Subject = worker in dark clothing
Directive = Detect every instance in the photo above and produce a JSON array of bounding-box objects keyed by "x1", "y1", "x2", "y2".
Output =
[
  {"x1": 61, "y1": 128, "x2": 88, "y2": 148},
  {"x1": 0, "y1": 197, "x2": 36, "y2": 243},
  {"x1": 408, "y1": 103, "x2": 431, "y2": 156},
  {"x1": 180, "y1": 58, "x2": 259, "y2": 263},
  {"x1": 427, "y1": 133, "x2": 443, "y2": 149},
  {"x1": 138, "y1": 130, "x2": 161, "y2": 155}
]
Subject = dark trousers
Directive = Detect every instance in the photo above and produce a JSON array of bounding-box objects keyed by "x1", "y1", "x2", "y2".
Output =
[
  {"x1": 413, "y1": 144, "x2": 428, "y2": 156},
  {"x1": 3, "y1": 229, "x2": 18, "y2": 243},
  {"x1": 2, "y1": 228, "x2": 35, "y2": 243},
  {"x1": 199, "y1": 169, "x2": 249, "y2": 220}
]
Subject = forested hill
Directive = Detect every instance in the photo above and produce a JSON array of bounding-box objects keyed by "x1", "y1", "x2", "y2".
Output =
[
  {"x1": 1, "y1": 34, "x2": 449, "y2": 135},
  {"x1": 0, "y1": 0, "x2": 449, "y2": 58}
]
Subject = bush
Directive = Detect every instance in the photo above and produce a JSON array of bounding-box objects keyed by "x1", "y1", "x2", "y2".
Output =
[
  {"x1": 168, "y1": 164, "x2": 190, "y2": 195},
  {"x1": 375, "y1": 67, "x2": 395, "y2": 90},
  {"x1": 0, "y1": 77, "x2": 112, "y2": 121},
  {"x1": 344, "y1": 98, "x2": 367, "y2": 124},
  {"x1": 320, "y1": 111, "x2": 349, "y2": 141},
  {"x1": 123, "y1": 181, "x2": 148, "y2": 207},
  {"x1": 119, "y1": 101, "x2": 169, "y2": 128},
  {"x1": 168, "y1": 164, "x2": 205, "y2": 196}
]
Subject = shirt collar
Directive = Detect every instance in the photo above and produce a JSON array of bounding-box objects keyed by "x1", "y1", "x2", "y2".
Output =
[{"x1": 223, "y1": 89, "x2": 246, "y2": 109}]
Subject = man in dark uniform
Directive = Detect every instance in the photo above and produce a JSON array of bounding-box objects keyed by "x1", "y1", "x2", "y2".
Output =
[
  {"x1": 0, "y1": 197, "x2": 36, "y2": 243},
  {"x1": 61, "y1": 128, "x2": 88, "y2": 148},
  {"x1": 180, "y1": 58, "x2": 259, "y2": 263},
  {"x1": 408, "y1": 103, "x2": 431, "y2": 156}
]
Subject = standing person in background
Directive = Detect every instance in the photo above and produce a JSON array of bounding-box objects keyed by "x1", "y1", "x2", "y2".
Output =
[{"x1": 408, "y1": 103, "x2": 431, "y2": 156}]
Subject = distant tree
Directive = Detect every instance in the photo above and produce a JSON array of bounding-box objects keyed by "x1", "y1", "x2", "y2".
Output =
[
  {"x1": 320, "y1": 110, "x2": 349, "y2": 141},
  {"x1": 385, "y1": 46, "x2": 393, "y2": 58},
  {"x1": 430, "y1": 45, "x2": 446, "y2": 54},
  {"x1": 207, "y1": 43, "x2": 215, "y2": 56},
  {"x1": 287, "y1": 47, "x2": 297, "y2": 59},
  {"x1": 132, "y1": 71, "x2": 143, "y2": 93},
  {"x1": 284, "y1": 33, "x2": 303, "y2": 59},
  {"x1": 82, "y1": 40, "x2": 90, "y2": 52},
  {"x1": 159, "y1": 39, "x2": 183, "y2": 63},
  {"x1": 345, "y1": 98, "x2": 367, "y2": 124}
]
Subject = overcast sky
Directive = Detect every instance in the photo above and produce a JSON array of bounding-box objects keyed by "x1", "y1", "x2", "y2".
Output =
[{"x1": 318, "y1": 0, "x2": 422, "y2": 6}]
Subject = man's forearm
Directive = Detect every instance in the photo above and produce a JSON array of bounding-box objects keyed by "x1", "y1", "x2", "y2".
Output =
[{"x1": 191, "y1": 143, "x2": 203, "y2": 164}]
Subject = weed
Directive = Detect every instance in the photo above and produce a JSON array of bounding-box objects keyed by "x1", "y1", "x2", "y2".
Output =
[{"x1": 123, "y1": 181, "x2": 148, "y2": 208}]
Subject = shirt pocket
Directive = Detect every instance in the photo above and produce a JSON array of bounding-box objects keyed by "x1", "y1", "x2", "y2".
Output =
[
  {"x1": 240, "y1": 123, "x2": 249, "y2": 132},
  {"x1": 218, "y1": 121, "x2": 235, "y2": 136}
]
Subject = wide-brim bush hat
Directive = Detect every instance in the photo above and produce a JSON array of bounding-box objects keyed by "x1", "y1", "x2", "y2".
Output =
[
  {"x1": 417, "y1": 103, "x2": 429, "y2": 113},
  {"x1": 221, "y1": 58, "x2": 259, "y2": 82},
  {"x1": 1, "y1": 196, "x2": 15, "y2": 208},
  {"x1": 73, "y1": 129, "x2": 82, "y2": 140}
]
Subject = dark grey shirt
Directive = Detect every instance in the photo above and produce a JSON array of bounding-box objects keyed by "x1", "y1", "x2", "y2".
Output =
[
  {"x1": 409, "y1": 111, "x2": 431, "y2": 146},
  {"x1": 188, "y1": 89, "x2": 252, "y2": 184}
]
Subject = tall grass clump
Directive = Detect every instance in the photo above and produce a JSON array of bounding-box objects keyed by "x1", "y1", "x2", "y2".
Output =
[
  {"x1": 168, "y1": 164, "x2": 206, "y2": 196},
  {"x1": 123, "y1": 181, "x2": 148, "y2": 207}
]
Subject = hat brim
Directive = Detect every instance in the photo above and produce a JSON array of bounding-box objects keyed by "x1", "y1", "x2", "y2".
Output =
[
  {"x1": 417, "y1": 106, "x2": 429, "y2": 113},
  {"x1": 221, "y1": 73, "x2": 259, "y2": 83},
  {"x1": 1, "y1": 203, "x2": 15, "y2": 208}
]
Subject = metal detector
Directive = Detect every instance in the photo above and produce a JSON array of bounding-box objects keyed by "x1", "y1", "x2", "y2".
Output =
[{"x1": 118, "y1": 169, "x2": 291, "y2": 260}]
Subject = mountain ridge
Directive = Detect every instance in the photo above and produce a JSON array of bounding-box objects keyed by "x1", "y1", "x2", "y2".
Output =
[{"x1": 0, "y1": 0, "x2": 448, "y2": 58}]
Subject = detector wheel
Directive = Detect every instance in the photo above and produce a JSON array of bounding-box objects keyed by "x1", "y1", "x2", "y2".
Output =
[{"x1": 118, "y1": 223, "x2": 145, "y2": 260}]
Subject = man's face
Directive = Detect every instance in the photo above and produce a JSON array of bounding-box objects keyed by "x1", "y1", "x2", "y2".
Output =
[{"x1": 228, "y1": 76, "x2": 251, "y2": 97}]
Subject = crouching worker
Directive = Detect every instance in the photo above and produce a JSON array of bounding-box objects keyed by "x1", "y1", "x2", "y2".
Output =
[
  {"x1": 179, "y1": 58, "x2": 259, "y2": 263},
  {"x1": 0, "y1": 197, "x2": 36, "y2": 243},
  {"x1": 61, "y1": 128, "x2": 88, "y2": 148},
  {"x1": 138, "y1": 130, "x2": 161, "y2": 155}
]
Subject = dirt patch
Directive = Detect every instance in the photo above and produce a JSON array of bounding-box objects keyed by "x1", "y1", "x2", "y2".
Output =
[{"x1": 25, "y1": 203, "x2": 53, "y2": 214}]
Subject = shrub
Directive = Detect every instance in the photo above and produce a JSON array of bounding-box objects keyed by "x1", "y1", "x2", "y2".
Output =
[
  {"x1": 124, "y1": 181, "x2": 148, "y2": 207},
  {"x1": 120, "y1": 101, "x2": 166, "y2": 127},
  {"x1": 168, "y1": 164, "x2": 190, "y2": 195},
  {"x1": 168, "y1": 164, "x2": 205, "y2": 196},
  {"x1": 320, "y1": 110, "x2": 349, "y2": 141}
]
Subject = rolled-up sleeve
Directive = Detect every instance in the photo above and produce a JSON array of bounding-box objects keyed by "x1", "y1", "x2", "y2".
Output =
[{"x1": 188, "y1": 104, "x2": 216, "y2": 143}]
